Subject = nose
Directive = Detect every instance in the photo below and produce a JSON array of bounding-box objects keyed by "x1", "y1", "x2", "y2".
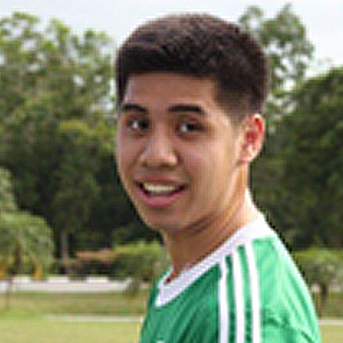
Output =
[{"x1": 139, "y1": 127, "x2": 178, "y2": 168}]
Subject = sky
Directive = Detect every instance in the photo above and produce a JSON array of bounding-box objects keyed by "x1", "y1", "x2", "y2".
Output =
[{"x1": 1, "y1": 0, "x2": 342, "y2": 75}]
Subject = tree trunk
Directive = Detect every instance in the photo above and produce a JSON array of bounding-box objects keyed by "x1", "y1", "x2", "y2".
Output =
[
  {"x1": 4, "y1": 275, "x2": 13, "y2": 311},
  {"x1": 317, "y1": 283, "x2": 328, "y2": 317},
  {"x1": 4, "y1": 244, "x2": 22, "y2": 310},
  {"x1": 60, "y1": 228, "x2": 71, "y2": 275}
]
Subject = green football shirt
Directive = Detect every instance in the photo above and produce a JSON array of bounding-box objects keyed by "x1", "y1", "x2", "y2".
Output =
[{"x1": 139, "y1": 214, "x2": 321, "y2": 343}]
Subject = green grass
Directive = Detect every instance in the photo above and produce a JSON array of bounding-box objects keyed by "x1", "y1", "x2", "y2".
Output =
[
  {"x1": 0, "y1": 318, "x2": 141, "y2": 343},
  {"x1": 0, "y1": 291, "x2": 148, "y2": 316},
  {"x1": 1, "y1": 290, "x2": 342, "y2": 317},
  {"x1": 0, "y1": 318, "x2": 342, "y2": 343},
  {"x1": 320, "y1": 325, "x2": 343, "y2": 343},
  {"x1": 317, "y1": 291, "x2": 343, "y2": 317},
  {"x1": 0, "y1": 291, "x2": 342, "y2": 343}
]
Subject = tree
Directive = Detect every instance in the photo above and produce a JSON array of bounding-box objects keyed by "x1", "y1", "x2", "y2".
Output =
[
  {"x1": 0, "y1": 7, "x2": 319, "y2": 259},
  {"x1": 114, "y1": 241, "x2": 170, "y2": 297},
  {"x1": 0, "y1": 109, "x2": 115, "y2": 269},
  {"x1": 0, "y1": 167, "x2": 54, "y2": 310},
  {"x1": 0, "y1": 167, "x2": 17, "y2": 280},
  {"x1": 0, "y1": 12, "x2": 118, "y2": 266},
  {"x1": 280, "y1": 67, "x2": 343, "y2": 248},
  {"x1": 0, "y1": 167, "x2": 17, "y2": 213},
  {"x1": 0, "y1": 12, "x2": 114, "y2": 124},
  {"x1": 239, "y1": 3, "x2": 314, "y2": 123},
  {"x1": 0, "y1": 212, "x2": 54, "y2": 310},
  {"x1": 239, "y1": 4, "x2": 315, "y2": 240},
  {"x1": 50, "y1": 120, "x2": 103, "y2": 270},
  {"x1": 294, "y1": 248, "x2": 343, "y2": 316}
]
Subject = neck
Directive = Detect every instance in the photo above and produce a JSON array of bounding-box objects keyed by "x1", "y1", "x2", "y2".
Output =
[{"x1": 163, "y1": 189, "x2": 260, "y2": 281}]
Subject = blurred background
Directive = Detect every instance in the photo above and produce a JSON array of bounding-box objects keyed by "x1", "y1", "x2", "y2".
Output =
[{"x1": 0, "y1": 0, "x2": 342, "y2": 332}]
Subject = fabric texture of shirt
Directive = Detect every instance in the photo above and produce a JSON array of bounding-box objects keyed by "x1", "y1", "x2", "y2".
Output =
[{"x1": 139, "y1": 214, "x2": 322, "y2": 343}]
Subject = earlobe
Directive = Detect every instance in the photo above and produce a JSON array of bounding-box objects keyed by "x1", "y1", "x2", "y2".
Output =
[{"x1": 239, "y1": 114, "x2": 265, "y2": 164}]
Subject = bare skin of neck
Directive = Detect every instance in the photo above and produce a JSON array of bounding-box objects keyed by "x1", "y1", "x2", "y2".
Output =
[{"x1": 162, "y1": 176, "x2": 259, "y2": 282}]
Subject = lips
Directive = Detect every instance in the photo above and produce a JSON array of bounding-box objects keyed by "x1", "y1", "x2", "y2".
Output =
[
  {"x1": 141, "y1": 183, "x2": 184, "y2": 195},
  {"x1": 135, "y1": 181, "x2": 186, "y2": 207}
]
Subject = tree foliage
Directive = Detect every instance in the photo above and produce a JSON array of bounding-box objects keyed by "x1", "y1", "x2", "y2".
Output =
[
  {"x1": 0, "y1": 166, "x2": 54, "y2": 309},
  {"x1": 0, "y1": 7, "x2": 342, "y2": 269},
  {"x1": 0, "y1": 211, "x2": 54, "y2": 272},
  {"x1": 0, "y1": 12, "x2": 153, "y2": 266},
  {"x1": 239, "y1": 3, "x2": 314, "y2": 123},
  {"x1": 0, "y1": 12, "x2": 123, "y2": 266},
  {"x1": 0, "y1": 209, "x2": 54, "y2": 309},
  {"x1": 0, "y1": 12, "x2": 113, "y2": 124},
  {"x1": 281, "y1": 67, "x2": 343, "y2": 247},
  {"x1": 294, "y1": 248, "x2": 343, "y2": 316},
  {"x1": 240, "y1": 4, "x2": 315, "y2": 243},
  {"x1": 0, "y1": 167, "x2": 17, "y2": 213},
  {"x1": 0, "y1": 166, "x2": 53, "y2": 271}
]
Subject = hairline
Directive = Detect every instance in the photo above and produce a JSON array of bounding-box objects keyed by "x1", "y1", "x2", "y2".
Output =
[{"x1": 118, "y1": 71, "x2": 254, "y2": 126}]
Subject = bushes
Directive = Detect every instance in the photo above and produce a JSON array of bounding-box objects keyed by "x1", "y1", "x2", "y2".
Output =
[
  {"x1": 70, "y1": 241, "x2": 170, "y2": 284},
  {"x1": 113, "y1": 241, "x2": 170, "y2": 282},
  {"x1": 294, "y1": 248, "x2": 343, "y2": 316}
]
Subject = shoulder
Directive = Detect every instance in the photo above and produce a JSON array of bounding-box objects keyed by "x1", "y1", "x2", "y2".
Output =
[
  {"x1": 252, "y1": 234, "x2": 321, "y2": 343},
  {"x1": 229, "y1": 214, "x2": 321, "y2": 342},
  {"x1": 253, "y1": 234, "x2": 312, "y2": 307}
]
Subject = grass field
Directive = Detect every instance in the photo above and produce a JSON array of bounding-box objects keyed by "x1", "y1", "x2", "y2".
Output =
[
  {"x1": 1, "y1": 318, "x2": 141, "y2": 343},
  {"x1": 321, "y1": 324, "x2": 343, "y2": 343},
  {"x1": 0, "y1": 291, "x2": 149, "y2": 316},
  {"x1": 0, "y1": 291, "x2": 342, "y2": 343},
  {"x1": 0, "y1": 318, "x2": 341, "y2": 343},
  {"x1": 1, "y1": 290, "x2": 342, "y2": 317}
]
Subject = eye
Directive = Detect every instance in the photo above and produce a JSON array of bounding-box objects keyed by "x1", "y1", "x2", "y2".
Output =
[
  {"x1": 178, "y1": 121, "x2": 203, "y2": 134},
  {"x1": 127, "y1": 117, "x2": 149, "y2": 132}
]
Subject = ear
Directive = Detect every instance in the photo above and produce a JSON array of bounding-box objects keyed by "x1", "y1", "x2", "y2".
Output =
[{"x1": 238, "y1": 114, "x2": 265, "y2": 164}]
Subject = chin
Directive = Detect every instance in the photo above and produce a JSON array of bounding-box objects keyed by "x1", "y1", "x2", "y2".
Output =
[
  {"x1": 143, "y1": 217, "x2": 182, "y2": 234},
  {"x1": 147, "y1": 222, "x2": 179, "y2": 233}
]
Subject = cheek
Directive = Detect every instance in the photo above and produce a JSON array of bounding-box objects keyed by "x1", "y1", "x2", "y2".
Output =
[
  {"x1": 114, "y1": 141, "x2": 125, "y2": 172},
  {"x1": 184, "y1": 149, "x2": 219, "y2": 192},
  {"x1": 206, "y1": 146, "x2": 236, "y2": 188},
  {"x1": 116, "y1": 135, "x2": 139, "y2": 167},
  {"x1": 115, "y1": 140, "x2": 135, "y2": 185}
]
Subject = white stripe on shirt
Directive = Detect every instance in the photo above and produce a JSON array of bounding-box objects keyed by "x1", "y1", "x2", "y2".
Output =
[
  {"x1": 233, "y1": 251, "x2": 245, "y2": 343},
  {"x1": 245, "y1": 242, "x2": 261, "y2": 343},
  {"x1": 219, "y1": 258, "x2": 229, "y2": 343}
]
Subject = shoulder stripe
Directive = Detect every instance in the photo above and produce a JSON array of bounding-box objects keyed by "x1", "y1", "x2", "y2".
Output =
[
  {"x1": 218, "y1": 240, "x2": 264, "y2": 343},
  {"x1": 245, "y1": 242, "x2": 261, "y2": 343},
  {"x1": 219, "y1": 257, "x2": 230, "y2": 343},
  {"x1": 232, "y1": 251, "x2": 245, "y2": 343},
  {"x1": 238, "y1": 246, "x2": 252, "y2": 343}
]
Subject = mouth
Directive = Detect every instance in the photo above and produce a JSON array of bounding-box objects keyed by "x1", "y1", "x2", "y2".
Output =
[
  {"x1": 139, "y1": 182, "x2": 185, "y2": 196},
  {"x1": 135, "y1": 182, "x2": 186, "y2": 208}
]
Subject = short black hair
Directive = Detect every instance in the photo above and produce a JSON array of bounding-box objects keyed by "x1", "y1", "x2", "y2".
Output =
[{"x1": 115, "y1": 13, "x2": 270, "y2": 121}]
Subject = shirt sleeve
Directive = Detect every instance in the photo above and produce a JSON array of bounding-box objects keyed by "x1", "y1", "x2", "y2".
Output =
[{"x1": 262, "y1": 315, "x2": 322, "y2": 343}]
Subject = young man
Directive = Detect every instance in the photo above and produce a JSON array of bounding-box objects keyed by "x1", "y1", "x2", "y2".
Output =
[{"x1": 115, "y1": 14, "x2": 321, "y2": 343}]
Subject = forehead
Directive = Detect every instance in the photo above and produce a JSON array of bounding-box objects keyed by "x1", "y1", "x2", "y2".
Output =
[{"x1": 123, "y1": 73, "x2": 219, "y2": 106}]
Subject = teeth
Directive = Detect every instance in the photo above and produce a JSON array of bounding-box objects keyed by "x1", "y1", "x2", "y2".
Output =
[{"x1": 142, "y1": 183, "x2": 179, "y2": 194}]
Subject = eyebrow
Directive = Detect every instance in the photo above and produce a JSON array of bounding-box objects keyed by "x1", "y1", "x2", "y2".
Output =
[
  {"x1": 120, "y1": 103, "x2": 147, "y2": 114},
  {"x1": 168, "y1": 104, "x2": 206, "y2": 115},
  {"x1": 119, "y1": 103, "x2": 207, "y2": 116}
]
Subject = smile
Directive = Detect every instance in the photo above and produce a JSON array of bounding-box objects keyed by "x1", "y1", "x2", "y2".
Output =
[
  {"x1": 136, "y1": 182, "x2": 186, "y2": 208},
  {"x1": 142, "y1": 183, "x2": 182, "y2": 195},
  {"x1": 140, "y1": 183, "x2": 185, "y2": 196}
]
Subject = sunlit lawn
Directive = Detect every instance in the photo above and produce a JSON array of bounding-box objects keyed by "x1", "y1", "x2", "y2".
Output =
[
  {"x1": 0, "y1": 318, "x2": 141, "y2": 343},
  {"x1": 0, "y1": 291, "x2": 148, "y2": 316},
  {"x1": 0, "y1": 318, "x2": 342, "y2": 343},
  {"x1": 0, "y1": 291, "x2": 342, "y2": 343},
  {"x1": 320, "y1": 324, "x2": 343, "y2": 343},
  {"x1": 1, "y1": 290, "x2": 342, "y2": 317}
]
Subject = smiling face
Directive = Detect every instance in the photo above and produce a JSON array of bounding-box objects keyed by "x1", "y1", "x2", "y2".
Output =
[{"x1": 115, "y1": 73, "x2": 259, "y2": 236}]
